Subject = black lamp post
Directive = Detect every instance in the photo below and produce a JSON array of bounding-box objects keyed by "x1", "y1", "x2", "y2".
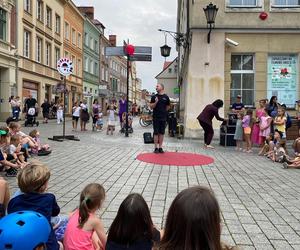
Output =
[{"x1": 203, "y1": 2, "x2": 218, "y2": 44}]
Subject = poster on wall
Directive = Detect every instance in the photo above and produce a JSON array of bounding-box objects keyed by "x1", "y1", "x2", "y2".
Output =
[{"x1": 267, "y1": 55, "x2": 298, "y2": 108}]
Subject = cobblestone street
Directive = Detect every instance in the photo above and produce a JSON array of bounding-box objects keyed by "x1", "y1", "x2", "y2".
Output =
[{"x1": 3, "y1": 118, "x2": 300, "y2": 250}]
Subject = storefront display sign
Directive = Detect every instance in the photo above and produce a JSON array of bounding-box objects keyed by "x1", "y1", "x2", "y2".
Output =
[{"x1": 267, "y1": 55, "x2": 298, "y2": 108}]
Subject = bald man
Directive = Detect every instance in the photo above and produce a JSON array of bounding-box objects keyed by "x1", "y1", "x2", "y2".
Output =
[{"x1": 150, "y1": 83, "x2": 170, "y2": 153}]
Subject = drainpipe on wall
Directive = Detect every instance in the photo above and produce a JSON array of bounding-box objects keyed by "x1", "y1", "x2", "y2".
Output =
[
  {"x1": 14, "y1": 0, "x2": 18, "y2": 98},
  {"x1": 178, "y1": 0, "x2": 190, "y2": 121}
]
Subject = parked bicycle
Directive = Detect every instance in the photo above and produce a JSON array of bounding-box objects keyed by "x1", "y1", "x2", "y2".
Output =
[{"x1": 139, "y1": 109, "x2": 153, "y2": 127}]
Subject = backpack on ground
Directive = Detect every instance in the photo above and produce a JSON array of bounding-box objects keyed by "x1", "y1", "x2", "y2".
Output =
[{"x1": 143, "y1": 132, "x2": 154, "y2": 144}]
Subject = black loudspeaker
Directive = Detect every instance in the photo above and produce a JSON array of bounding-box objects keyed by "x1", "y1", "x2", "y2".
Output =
[
  {"x1": 220, "y1": 125, "x2": 236, "y2": 134},
  {"x1": 143, "y1": 132, "x2": 154, "y2": 144},
  {"x1": 220, "y1": 133, "x2": 236, "y2": 146}
]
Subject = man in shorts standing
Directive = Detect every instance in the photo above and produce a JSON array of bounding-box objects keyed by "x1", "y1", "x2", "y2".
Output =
[{"x1": 150, "y1": 84, "x2": 170, "y2": 153}]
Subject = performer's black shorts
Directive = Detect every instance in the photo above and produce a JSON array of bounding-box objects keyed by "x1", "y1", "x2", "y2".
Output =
[{"x1": 153, "y1": 119, "x2": 166, "y2": 135}]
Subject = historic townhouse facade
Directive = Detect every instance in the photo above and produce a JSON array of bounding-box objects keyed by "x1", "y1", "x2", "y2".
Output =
[
  {"x1": 16, "y1": 0, "x2": 65, "y2": 111},
  {"x1": 63, "y1": 0, "x2": 84, "y2": 113},
  {"x1": 78, "y1": 7, "x2": 100, "y2": 111},
  {"x1": 0, "y1": 0, "x2": 16, "y2": 120},
  {"x1": 177, "y1": 0, "x2": 300, "y2": 137},
  {"x1": 99, "y1": 28, "x2": 110, "y2": 112}
]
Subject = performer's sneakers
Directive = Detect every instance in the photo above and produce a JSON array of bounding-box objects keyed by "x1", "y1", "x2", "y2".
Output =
[
  {"x1": 154, "y1": 148, "x2": 159, "y2": 154},
  {"x1": 158, "y1": 148, "x2": 165, "y2": 153}
]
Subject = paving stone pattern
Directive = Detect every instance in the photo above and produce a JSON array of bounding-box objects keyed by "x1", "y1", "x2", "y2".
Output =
[{"x1": 2, "y1": 118, "x2": 300, "y2": 249}]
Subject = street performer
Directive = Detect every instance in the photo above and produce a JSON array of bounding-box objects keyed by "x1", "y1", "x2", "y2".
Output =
[{"x1": 150, "y1": 84, "x2": 170, "y2": 154}]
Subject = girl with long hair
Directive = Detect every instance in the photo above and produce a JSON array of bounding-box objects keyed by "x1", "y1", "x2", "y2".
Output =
[
  {"x1": 64, "y1": 183, "x2": 107, "y2": 250},
  {"x1": 158, "y1": 186, "x2": 238, "y2": 250},
  {"x1": 106, "y1": 193, "x2": 161, "y2": 250}
]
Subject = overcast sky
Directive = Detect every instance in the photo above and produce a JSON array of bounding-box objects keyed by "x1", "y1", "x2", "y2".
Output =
[{"x1": 73, "y1": 0, "x2": 177, "y2": 92}]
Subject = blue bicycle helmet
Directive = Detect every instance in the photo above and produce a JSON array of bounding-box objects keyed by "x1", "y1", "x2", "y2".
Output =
[{"x1": 0, "y1": 211, "x2": 51, "y2": 250}]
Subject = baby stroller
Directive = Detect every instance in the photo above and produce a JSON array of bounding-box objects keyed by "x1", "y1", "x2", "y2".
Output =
[
  {"x1": 24, "y1": 107, "x2": 39, "y2": 127},
  {"x1": 120, "y1": 112, "x2": 133, "y2": 134}
]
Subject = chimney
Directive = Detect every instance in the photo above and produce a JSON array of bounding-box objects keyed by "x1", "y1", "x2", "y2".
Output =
[
  {"x1": 109, "y1": 35, "x2": 117, "y2": 47},
  {"x1": 77, "y1": 6, "x2": 94, "y2": 20}
]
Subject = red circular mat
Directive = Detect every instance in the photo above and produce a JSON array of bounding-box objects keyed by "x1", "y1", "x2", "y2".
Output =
[{"x1": 136, "y1": 152, "x2": 214, "y2": 166}]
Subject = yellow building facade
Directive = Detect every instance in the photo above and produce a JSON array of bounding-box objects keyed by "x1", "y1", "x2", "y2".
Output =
[{"x1": 177, "y1": 0, "x2": 300, "y2": 138}]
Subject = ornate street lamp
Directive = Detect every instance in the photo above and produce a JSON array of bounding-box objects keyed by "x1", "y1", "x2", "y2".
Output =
[
  {"x1": 203, "y1": 2, "x2": 218, "y2": 44},
  {"x1": 160, "y1": 44, "x2": 171, "y2": 58},
  {"x1": 158, "y1": 29, "x2": 187, "y2": 58}
]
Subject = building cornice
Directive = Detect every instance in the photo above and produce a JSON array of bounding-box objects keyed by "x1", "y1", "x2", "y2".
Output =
[{"x1": 190, "y1": 27, "x2": 300, "y2": 33}]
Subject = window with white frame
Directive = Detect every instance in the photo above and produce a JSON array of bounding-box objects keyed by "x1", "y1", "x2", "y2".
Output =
[
  {"x1": 94, "y1": 40, "x2": 98, "y2": 52},
  {"x1": 89, "y1": 37, "x2": 93, "y2": 49},
  {"x1": 105, "y1": 70, "x2": 108, "y2": 82},
  {"x1": 72, "y1": 28, "x2": 76, "y2": 45},
  {"x1": 24, "y1": 0, "x2": 31, "y2": 13},
  {"x1": 55, "y1": 47, "x2": 60, "y2": 63},
  {"x1": 55, "y1": 14, "x2": 60, "y2": 34},
  {"x1": 229, "y1": 0, "x2": 258, "y2": 6},
  {"x1": 90, "y1": 60, "x2": 93, "y2": 74},
  {"x1": 72, "y1": 55, "x2": 75, "y2": 73},
  {"x1": 94, "y1": 62, "x2": 98, "y2": 75},
  {"x1": 77, "y1": 59, "x2": 81, "y2": 76},
  {"x1": 230, "y1": 55, "x2": 255, "y2": 106},
  {"x1": 46, "y1": 6, "x2": 52, "y2": 28},
  {"x1": 101, "y1": 68, "x2": 105, "y2": 80},
  {"x1": 77, "y1": 33, "x2": 82, "y2": 48},
  {"x1": 37, "y1": 0, "x2": 43, "y2": 22},
  {"x1": 273, "y1": 0, "x2": 300, "y2": 6},
  {"x1": 64, "y1": 22, "x2": 69, "y2": 40},
  {"x1": 84, "y1": 32, "x2": 88, "y2": 45},
  {"x1": 36, "y1": 37, "x2": 43, "y2": 63},
  {"x1": 45, "y1": 42, "x2": 51, "y2": 66},
  {"x1": 23, "y1": 30, "x2": 31, "y2": 58},
  {"x1": 84, "y1": 57, "x2": 88, "y2": 71},
  {"x1": 0, "y1": 8, "x2": 6, "y2": 41}
]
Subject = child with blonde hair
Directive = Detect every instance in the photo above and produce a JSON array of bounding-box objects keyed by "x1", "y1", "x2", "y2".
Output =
[
  {"x1": 234, "y1": 112, "x2": 243, "y2": 151},
  {"x1": 64, "y1": 183, "x2": 107, "y2": 250},
  {"x1": 274, "y1": 108, "x2": 287, "y2": 139},
  {"x1": 8, "y1": 134, "x2": 27, "y2": 166},
  {"x1": 7, "y1": 160, "x2": 61, "y2": 250}
]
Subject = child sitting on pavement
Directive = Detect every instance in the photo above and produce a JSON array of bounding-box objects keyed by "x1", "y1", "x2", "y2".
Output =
[
  {"x1": 9, "y1": 122, "x2": 38, "y2": 159},
  {"x1": 64, "y1": 183, "x2": 107, "y2": 250},
  {"x1": 29, "y1": 129, "x2": 51, "y2": 156},
  {"x1": 7, "y1": 160, "x2": 62, "y2": 250},
  {"x1": 8, "y1": 134, "x2": 27, "y2": 165},
  {"x1": 0, "y1": 127, "x2": 22, "y2": 177},
  {"x1": 258, "y1": 134, "x2": 273, "y2": 156}
]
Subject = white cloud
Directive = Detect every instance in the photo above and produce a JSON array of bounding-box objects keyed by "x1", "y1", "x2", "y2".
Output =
[{"x1": 73, "y1": 0, "x2": 177, "y2": 92}]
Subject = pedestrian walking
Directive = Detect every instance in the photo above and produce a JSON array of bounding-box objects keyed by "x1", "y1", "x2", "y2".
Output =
[
  {"x1": 107, "y1": 105, "x2": 116, "y2": 135},
  {"x1": 80, "y1": 100, "x2": 89, "y2": 131},
  {"x1": 150, "y1": 83, "x2": 170, "y2": 153},
  {"x1": 118, "y1": 95, "x2": 127, "y2": 129},
  {"x1": 72, "y1": 102, "x2": 80, "y2": 131},
  {"x1": 92, "y1": 99, "x2": 101, "y2": 131},
  {"x1": 41, "y1": 99, "x2": 51, "y2": 123},
  {"x1": 197, "y1": 99, "x2": 226, "y2": 149},
  {"x1": 56, "y1": 101, "x2": 64, "y2": 124}
]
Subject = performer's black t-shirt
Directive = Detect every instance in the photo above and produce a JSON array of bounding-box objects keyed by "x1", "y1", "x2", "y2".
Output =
[{"x1": 150, "y1": 94, "x2": 170, "y2": 121}]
